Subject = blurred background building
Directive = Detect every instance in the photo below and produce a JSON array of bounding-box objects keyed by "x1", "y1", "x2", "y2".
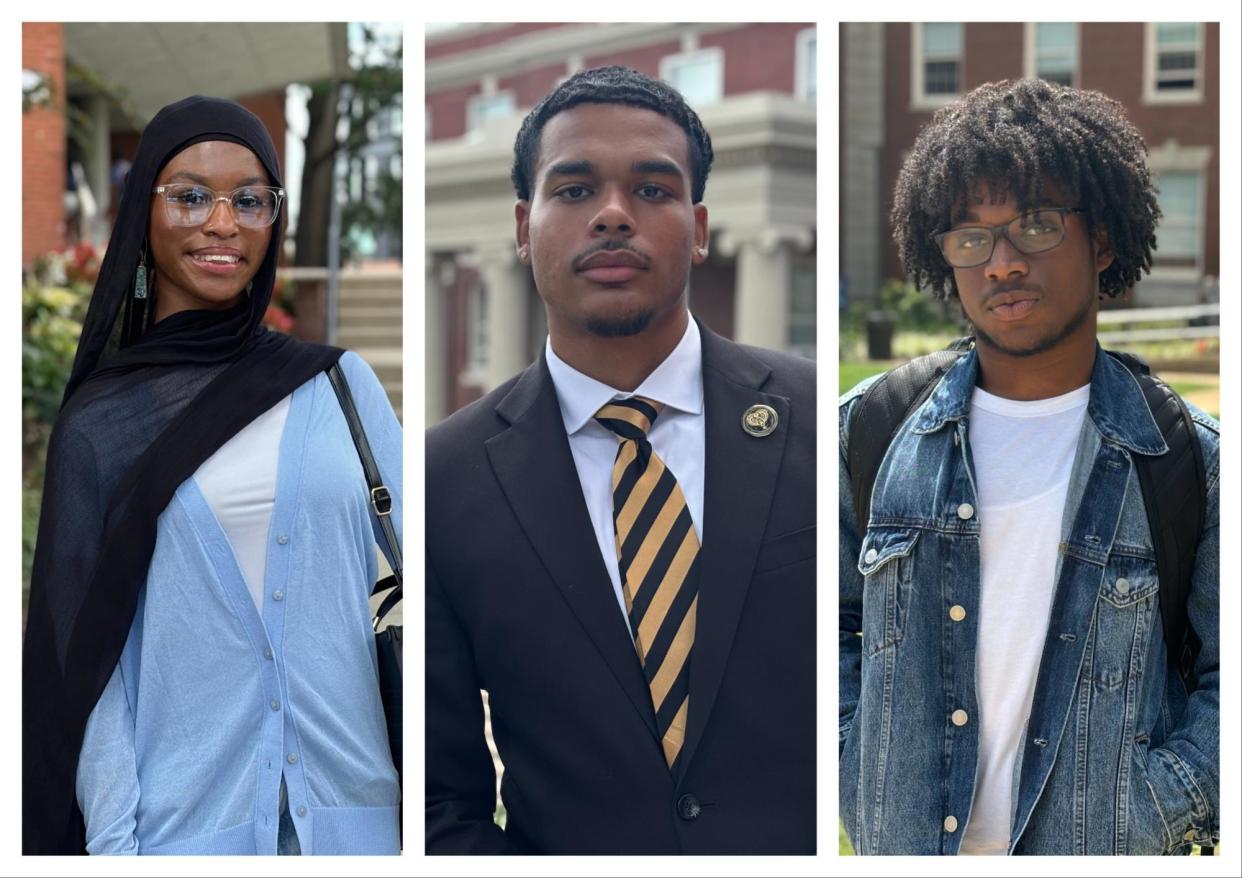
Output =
[
  {"x1": 840, "y1": 22, "x2": 1220, "y2": 311},
  {"x1": 425, "y1": 22, "x2": 817, "y2": 423},
  {"x1": 21, "y1": 21, "x2": 403, "y2": 416}
]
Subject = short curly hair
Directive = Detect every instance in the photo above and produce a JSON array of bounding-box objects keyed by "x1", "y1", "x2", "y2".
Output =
[
  {"x1": 891, "y1": 78, "x2": 1161, "y2": 299},
  {"x1": 511, "y1": 65, "x2": 714, "y2": 203}
]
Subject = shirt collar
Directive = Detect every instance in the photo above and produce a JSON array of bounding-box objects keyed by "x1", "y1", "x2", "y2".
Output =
[
  {"x1": 545, "y1": 316, "x2": 704, "y2": 436},
  {"x1": 911, "y1": 344, "x2": 1167, "y2": 455}
]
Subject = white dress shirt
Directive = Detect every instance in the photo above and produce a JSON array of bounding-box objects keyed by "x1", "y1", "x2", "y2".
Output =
[{"x1": 545, "y1": 317, "x2": 705, "y2": 623}]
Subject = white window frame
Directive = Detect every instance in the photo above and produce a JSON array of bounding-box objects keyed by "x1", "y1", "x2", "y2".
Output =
[
  {"x1": 465, "y1": 87, "x2": 516, "y2": 134},
  {"x1": 659, "y1": 46, "x2": 724, "y2": 108},
  {"x1": 464, "y1": 280, "x2": 490, "y2": 375},
  {"x1": 1143, "y1": 22, "x2": 1204, "y2": 105},
  {"x1": 1023, "y1": 22, "x2": 1078, "y2": 87},
  {"x1": 787, "y1": 256, "x2": 817, "y2": 359},
  {"x1": 911, "y1": 22, "x2": 964, "y2": 111},
  {"x1": 1147, "y1": 140, "x2": 1212, "y2": 281},
  {"x1": 795, "y1": 27, "x2": 817, "y2": 103}
]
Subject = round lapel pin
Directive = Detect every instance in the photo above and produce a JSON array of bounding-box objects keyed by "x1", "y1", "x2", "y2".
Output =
[{"x1": 741, "y1": 404, "x2": 778, "y2": 437}]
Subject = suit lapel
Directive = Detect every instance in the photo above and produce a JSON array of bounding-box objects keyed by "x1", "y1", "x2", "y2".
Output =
[
  {"x1": 680, "y1": 325, "x2": 791, "y2": 776},
  {"x1": 485, "y1": 354, "x2": 659, "y2": 741}
]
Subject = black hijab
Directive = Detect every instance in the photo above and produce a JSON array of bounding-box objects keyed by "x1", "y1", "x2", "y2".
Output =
[{"x1": 22, "y1": 96, "x2": 342, "y2": 854}]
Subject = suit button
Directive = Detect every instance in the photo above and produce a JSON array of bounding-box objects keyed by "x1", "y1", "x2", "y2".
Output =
[
  {"x1": 949, "y1": 604, "x2": 966, "y2": 621},
  {"x1": 957, "y1": 503, "x2": 974, "y2": 520},
  {"x1": 944, "y1": 815, "x2": 959, "y2": 833},
  {"x1": 676, "y1": 794, "x2": 702, "y2": 821},
  {"x1": 951, "y1": 709, "x2": 969, "y2": 726}
]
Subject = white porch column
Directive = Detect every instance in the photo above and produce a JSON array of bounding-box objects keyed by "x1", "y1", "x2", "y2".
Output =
[
  {"x1": 473, "y1": 242, "x2": 530, "y2": 393},
  {"x1": 87, "y1": 94, "x2": 112, "y2": 244},
  {"x1": 424, "y1": 256, "x2": 448, "y2": 425},
  {"x1": 718, "y1": 225, "x2": 813, "y2": 350}
]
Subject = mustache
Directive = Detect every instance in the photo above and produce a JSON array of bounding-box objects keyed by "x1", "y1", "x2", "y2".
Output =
[
  {"x1": 983, "y1": 281, "x2": 1043, "y2": 305},
  {"x1": 571, "y1": 241, "x2": 651, "y2": 270}
]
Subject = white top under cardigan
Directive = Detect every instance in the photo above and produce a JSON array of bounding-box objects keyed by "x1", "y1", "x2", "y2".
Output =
[
  {"x1": 75, "y1": 352, "x2": 402, "y2": 855},
  {"x1": 196, "y1": 394, "x2": 291, "y2": 610}
]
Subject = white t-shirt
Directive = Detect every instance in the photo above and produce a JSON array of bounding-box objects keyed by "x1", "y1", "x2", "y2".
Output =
[
  {"x1": 195, "y1": 395, "x2": 292, "y2": 611},
  {"x1": 959, "y1": 383, "x2": 1090, "y2": 855}
]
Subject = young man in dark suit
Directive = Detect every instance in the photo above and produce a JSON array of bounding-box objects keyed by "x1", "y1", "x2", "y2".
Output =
[{"x1": 426, "y1": 66, "x2": 815, "y2": 854}]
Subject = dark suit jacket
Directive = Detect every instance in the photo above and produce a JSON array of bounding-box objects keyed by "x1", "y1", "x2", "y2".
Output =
[{"x1": 426, "y1": 320, "x2": 816, "y2": 854}]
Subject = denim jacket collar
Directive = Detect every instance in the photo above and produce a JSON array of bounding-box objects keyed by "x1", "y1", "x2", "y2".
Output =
[{"x1": 911, "y1": 344, "x2": 1168, "y2": 456}]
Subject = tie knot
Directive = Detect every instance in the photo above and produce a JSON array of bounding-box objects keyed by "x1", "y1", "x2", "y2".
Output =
[{"x1": 595, "y1": 396, "x2": 663, "y2": 441}]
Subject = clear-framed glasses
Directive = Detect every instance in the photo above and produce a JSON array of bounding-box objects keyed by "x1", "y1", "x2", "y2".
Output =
[
  {"x1": 933, "y1": 207, "x2": 1086, "y2": 268},
  {"x1": 152, "y1": 183, "x2": 285, "y2": 229}
]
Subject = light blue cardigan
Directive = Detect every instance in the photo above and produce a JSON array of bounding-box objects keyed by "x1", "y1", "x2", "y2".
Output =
[{"x1": 76, "y1": 352, "x2": 402, "y2": 855}]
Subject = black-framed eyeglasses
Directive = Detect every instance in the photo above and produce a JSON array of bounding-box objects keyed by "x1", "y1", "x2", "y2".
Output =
[
  {"x1": 152, "y1": 183, "x2": 285, "y2": 229},
  {"x1": 933, "y1": 207, "x2": 1086, "y2": 268}
]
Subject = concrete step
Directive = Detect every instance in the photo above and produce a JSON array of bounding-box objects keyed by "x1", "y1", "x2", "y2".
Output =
[
  {"x1": 339, "y1": 281, "x2": 402, "y2": 306},
  {"x1": 337, "y1": 326, "x2": 403, "y2": 348},
  {"x1": 338, "y1": 303, "x2": 403, "y2": 324}
]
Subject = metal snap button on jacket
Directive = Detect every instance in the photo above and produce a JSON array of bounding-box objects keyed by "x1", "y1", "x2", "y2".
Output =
[{"x1": 676, "y1": 793, "x2": 702, "y2": 820}]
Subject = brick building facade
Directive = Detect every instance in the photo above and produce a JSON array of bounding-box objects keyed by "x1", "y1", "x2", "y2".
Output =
[
  {"x1": 425, "y1": 22, "x2": 817, "y2": 422},
  {"x1": 23, "y1": 23, "x2": 68, "y2": 265},
  {"x1": 841, "y1": 22, "x2": 1220, "y2": 308}
]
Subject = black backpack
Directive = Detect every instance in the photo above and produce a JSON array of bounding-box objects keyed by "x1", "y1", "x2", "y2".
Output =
[{"x1": 846, "y1": 340, "x2": 1207, "y2": 688}]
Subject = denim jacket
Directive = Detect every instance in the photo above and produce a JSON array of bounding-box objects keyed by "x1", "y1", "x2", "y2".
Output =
[{"x1": 839, "y1": 346, "x2": 1219, "y2": 855}]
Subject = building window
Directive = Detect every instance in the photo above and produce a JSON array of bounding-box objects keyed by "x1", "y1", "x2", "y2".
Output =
[
  {"x1": 466, "y1": 90, "x2": 515, "y2": 133},
  {"x1": 1144, "y1": 22, "x2": 1203, "y2": 104},
  {"x1": 1026, "y1": 22, "x2": 1077, "y2": 86},
  {"x1": 466, "y1": 281, "x2": 489, "y2": 373},
  {"x1": 1153, "y1": 170, "x2": 1202, "y2": 270},
  {"x1": 795, "y1": 28, "x2": 816, "y2": 102},
  {"x1": 789, "y1": 259, "x2": 816, "y2": 359},
  {"x1": 912, "y1": 23, "x2": 963, "y2": 109},
  {"x1": 660, "y1": 47, "x2": 723, "y2": 108}
]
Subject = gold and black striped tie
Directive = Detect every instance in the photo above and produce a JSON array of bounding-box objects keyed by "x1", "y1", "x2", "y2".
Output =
[{"x1": 595, "y1": 396, "x2": 699, "y2": 770}]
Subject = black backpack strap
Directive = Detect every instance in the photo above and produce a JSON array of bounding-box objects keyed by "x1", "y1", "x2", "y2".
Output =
[
  {"x1": 848, "y1": 346, "x2": 966, "y2": 531},
  {"x1": 1108, "y1": 352, "x2": 1206, "y2": 687}
]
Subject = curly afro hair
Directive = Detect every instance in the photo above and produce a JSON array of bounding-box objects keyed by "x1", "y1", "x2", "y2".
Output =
[
  {"x1": 891, "y1": 78, "x2": 1161, "y2": 299},
  {"x1": 511, "y1": 65, "x2": 714, "y2": 203}
]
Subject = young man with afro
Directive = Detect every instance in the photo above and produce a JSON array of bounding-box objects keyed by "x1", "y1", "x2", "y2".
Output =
[
  {"x1": 427, "y1": 66, "x2": 815, "y2": 854},
  {"x1": 839, "y1": 78, "x2": 1219, "y2": 855}
]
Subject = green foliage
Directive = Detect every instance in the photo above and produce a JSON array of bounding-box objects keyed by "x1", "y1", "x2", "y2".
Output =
[
  {"x1": 22, "y1": 246, "x2": 97, "y2": 604},
  {"x1": 338, "y1": 24, "x2": 403, "y2": 263},
  {"x1": 23, "y1": 247, "x2": 95, "y2": 461}
]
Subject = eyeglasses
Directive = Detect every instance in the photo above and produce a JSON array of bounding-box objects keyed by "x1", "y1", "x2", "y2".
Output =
[
  {"x1": 152, "y1": 183, "x2": 285, "y2": 229},
  {"x1": 933, "y1": 207, "x2": 1086, "y2": 268}
]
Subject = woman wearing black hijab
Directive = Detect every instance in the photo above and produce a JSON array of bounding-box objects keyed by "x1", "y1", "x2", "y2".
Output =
[{"x1": 23, "y1": 97, "x2": 402, "y2": 855}]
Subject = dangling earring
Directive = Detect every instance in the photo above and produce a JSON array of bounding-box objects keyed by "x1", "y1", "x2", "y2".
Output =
[
  {"x1": 245, "y1": 281, "x2": 253, "y2": 295},
  {"x1": 134, "y1": 244, "x2": 149, "y2": 299}
]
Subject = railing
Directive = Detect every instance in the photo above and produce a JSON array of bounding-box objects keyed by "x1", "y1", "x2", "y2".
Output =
[{"x1": 1096, "y1": 304, "x2": 1219, "y2": 346}]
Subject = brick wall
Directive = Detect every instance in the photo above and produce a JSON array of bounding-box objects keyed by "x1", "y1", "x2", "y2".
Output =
[
  {"x1": 880, "y1": 22, "x2": 1219, "y2": 284},
  {"x1": 23, "y1": 22, "x2": 67, "y2": 267}
]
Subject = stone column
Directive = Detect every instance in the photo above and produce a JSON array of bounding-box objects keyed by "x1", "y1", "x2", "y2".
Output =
[
  {"x1": 472, "y1": 242, "x2": 530, "y2": 393},
  {"x1": 424, "y1": 255, "x2": 448, "y2": 425},
  {"x1": 87, "y1": 93, "x2": 111, "y2": 244},
  {"x1": 718, "y1": 225, "x2": 813, "y2": 350}
]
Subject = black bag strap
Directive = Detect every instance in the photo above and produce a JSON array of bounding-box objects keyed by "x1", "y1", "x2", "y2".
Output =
[
  {"x1": 848, "y1": 345, "x2": 967, "y2": 531},
  {"x1": 327, "y1": 362, "x2": 403, "y2": 627},
  {"x1": 1106, "y1": 352, "x2": 1206, "y2": 687}
]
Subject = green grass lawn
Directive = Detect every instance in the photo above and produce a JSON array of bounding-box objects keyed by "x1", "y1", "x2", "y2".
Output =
[{"x1": 839, "y1": 359, "x2": 1218, "y2": 420}]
